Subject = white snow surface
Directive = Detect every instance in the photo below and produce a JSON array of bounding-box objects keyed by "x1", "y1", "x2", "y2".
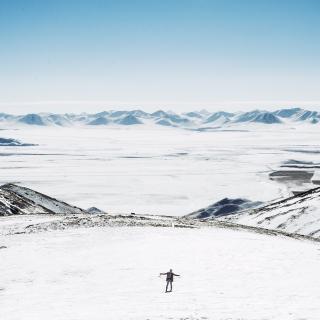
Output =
[
  {"x1": 0, "y1": 125, "x2": 319, "y2": 215},
  {"x1": 1, "y1": 226, "x2": 320, "y2": 320},
  {"x1": 0, "y1": 215, "x2": 64, "y2": 235}
]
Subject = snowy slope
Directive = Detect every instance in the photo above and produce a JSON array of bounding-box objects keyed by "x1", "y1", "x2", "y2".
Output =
[
  {"x1": 88, "y1": 117, "x2": 109, "y2": 125},
  {"x1": 0, "y1": 188, "x2": 51, "y2": 215},
  {"x1": 87, "y1": 206, "x2": 106, "y2": 214},
  {"x1": 218, "y1": 187, "x2": 320, "y2": 238},
  {"x1": 0, "y1": 184, "x2": 86, "y2": 215},
  {"x1": 116, "y1": 115, "x2": 143, "y2": 125},
  {"x1": 1, "y1": 226, "x2": 320, "y2": 320}
]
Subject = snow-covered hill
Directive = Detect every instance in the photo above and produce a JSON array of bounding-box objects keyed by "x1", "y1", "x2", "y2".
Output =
[
  {"x1": 87, "y1": 206, "x2": 106, "y2": 214},
  {"x1": 3, "y1": 181, "x2": 320, "y2": 240},
  {"x1": 1, "y1": 107, "x2": 320, "y2": 129},
  {"x1": 0, "y1": 187, "x2": 50, "y2": 215},
  {"x1": 186, "y1": 198, "x2": 263, "y2": 219},
  {"x1": 1, "y1": 225, "x2": 320, "y2": 319},
  {"x1": 0, "y1": 184, "x2": 86, "y2": 215},
  {"x1": 217, "y1": 187, "x2": 320, "y2": 238}
]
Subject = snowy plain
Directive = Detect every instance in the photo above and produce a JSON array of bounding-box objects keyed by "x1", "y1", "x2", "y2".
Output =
[
  {"x1": 1, "y1": 123, "x2": 320, "y2": 319},
  {"x1": 1, "y1": 226, "x2": 320, "y2": 320},
  {"x1": 0, "y1": 124, "x2": 319, "y2": 215}
]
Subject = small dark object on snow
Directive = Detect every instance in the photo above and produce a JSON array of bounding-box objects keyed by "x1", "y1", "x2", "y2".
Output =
[
  {"x1": 131, "y1": 212, "x2": 136, "y2": 215},
  {"x1": 0, "y1": 246, "x2": 7, "y2": 249},
  {"x1": 160, "y1": 269, "x2": 180, "y2": 293}
]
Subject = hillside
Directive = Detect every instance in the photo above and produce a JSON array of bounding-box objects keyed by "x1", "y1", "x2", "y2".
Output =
[
  {"x1": 216, "y1": 187, "x2": 320, "y2": 238},
  {"x1": 2, "y1": 224, "x2": 320, "y2": 320},
  {"x1": 0, "y1": 183, "x2": 86, "y2": 215},
  {"x1": 2, "y1": 182, "x2": 320, "y2": 240},
  {"x1": 0, "y1": 187, "x2": 50, "y2": 215}
]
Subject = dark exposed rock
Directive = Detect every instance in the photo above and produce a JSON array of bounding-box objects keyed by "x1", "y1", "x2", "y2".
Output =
[
  {"x1": 186, "y1": 198, "x2": 263, "y2": 219},
  {"x1": 87, "y1": 207, "x2": 106, "y2": 214},
  {"x1": 0, "y1": 138, "x2": 35, "y2": 146}
]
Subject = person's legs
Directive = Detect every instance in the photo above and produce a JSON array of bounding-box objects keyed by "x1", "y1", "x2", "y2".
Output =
[{"x1": 166, "y1": 281, "x2": 169, "y2": 292}]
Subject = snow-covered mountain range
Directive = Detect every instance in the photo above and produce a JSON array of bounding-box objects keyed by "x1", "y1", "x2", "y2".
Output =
[{"x1": 1, "y1": 107, "x2": 320, "y2": 129}]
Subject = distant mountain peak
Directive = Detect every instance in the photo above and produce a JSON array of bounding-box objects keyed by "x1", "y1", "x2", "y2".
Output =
[
  {"x1": 88, "y1": 117, "x2": 109, "y2": 125},
  {"x1": 117, "y1": 115, "x2": 143, "y2": 125},
  {"x1": 151, "y1": 110, "x2": 168, "y2": 117},
  {"x1": 18, "y1": 114, "x2": 45, "y2": 126}
]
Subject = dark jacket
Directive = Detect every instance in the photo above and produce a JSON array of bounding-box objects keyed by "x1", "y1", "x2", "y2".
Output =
[{"x1": 165, "y1": 271, "x2": 178, "y2": 282}]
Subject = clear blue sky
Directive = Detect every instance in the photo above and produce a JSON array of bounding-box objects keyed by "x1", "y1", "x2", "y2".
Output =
[{"x1": 0, "y1": 0, "x2": 319, "y2": 113}]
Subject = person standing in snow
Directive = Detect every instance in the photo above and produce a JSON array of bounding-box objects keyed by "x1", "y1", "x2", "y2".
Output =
[{"x1": 160, "y1": 269, "x2": 180, "y2": 293}]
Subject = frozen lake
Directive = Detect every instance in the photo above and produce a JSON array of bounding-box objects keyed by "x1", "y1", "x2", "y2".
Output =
[
  {"x1": 0, "y1": 125, "x2": 319, "y2": 215},
  {"x1": 1, "y1": 226, "x2": 320, "y2": 320}
]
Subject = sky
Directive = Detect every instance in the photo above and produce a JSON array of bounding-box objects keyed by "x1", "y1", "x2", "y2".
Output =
[{"x1": 0, "y1": 0, "x2": 319, "y2": 114}]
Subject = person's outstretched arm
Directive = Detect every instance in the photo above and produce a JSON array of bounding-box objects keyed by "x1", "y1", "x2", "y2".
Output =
[
  {"x1": 173, "y1": 273, "x2": 180, "y2": 276},
  {"x1": 159, "y1": 272, "x2": 167, "y2": 275}
]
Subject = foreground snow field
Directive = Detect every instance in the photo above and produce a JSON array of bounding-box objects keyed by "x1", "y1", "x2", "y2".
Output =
[
  {"x1": 0, "y1": 125, "x2": 320, "y2": 215},
  {"x1": 1, "y1": 227, "x2": 320, "y2": 320}
]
